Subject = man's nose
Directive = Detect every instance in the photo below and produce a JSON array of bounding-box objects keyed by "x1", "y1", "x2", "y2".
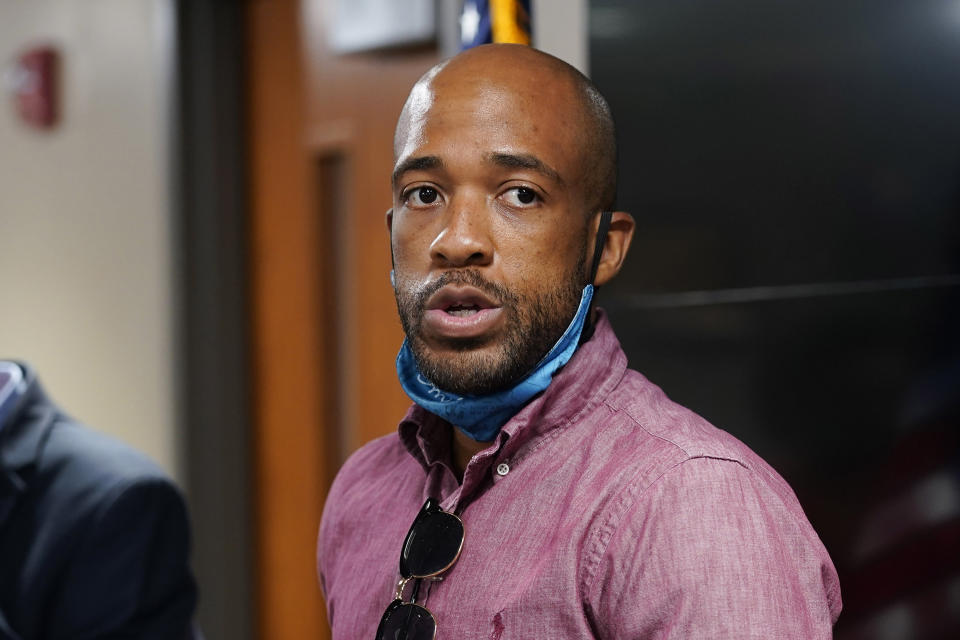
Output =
[{"x1": 429, "y1": 199, "x2": 493, "y2": 268}]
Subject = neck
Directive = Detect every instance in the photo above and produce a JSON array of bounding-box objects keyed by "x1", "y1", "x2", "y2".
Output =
[{"x1": 451, "y1": 426, "x2": 493, "y2": 482}]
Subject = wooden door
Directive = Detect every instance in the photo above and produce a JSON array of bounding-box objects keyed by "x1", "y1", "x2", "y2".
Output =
[{"x1": 245, "y1": 1, "x2": 440, "y2": 637}]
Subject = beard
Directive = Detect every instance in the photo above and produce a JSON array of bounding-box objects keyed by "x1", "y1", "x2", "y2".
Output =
[{"x1": 394, "y1": 252, "x2": 586, "y2": 396}]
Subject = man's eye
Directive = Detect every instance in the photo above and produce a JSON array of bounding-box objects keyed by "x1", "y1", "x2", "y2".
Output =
[
  {"x1": 503, "y1": 186, "x2": 539, "y2": 207},
  {"x1": 407, "y1": 187, "x2": 439, "y2": 206}
]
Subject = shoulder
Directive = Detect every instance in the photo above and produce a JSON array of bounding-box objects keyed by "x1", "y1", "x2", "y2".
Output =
[
  {"x1": 580, "y1": 371, "x2": 842, "y2": 635},
  {"x1": 33, "y1": 416, "x2": 181, "y2": 520},
  {"x1": 44, "y1": 415, "x2": 170, "y2": 479},
  {"x1": 327, "y1": 432, "x2": 414, "y2": 503},
  {"x1": 621, "y1": 456, "x2": 823, "y2": 549},
  {"x1": 321, "y1": 432, "x2": 418, "y2": 536},
  {"x1": 597, "y1": 367, "x2": 800, "y2": 497},
  {"x1": 591, "y1": 367, "x2": 824, "y2": 554},
  {"x1": 603, "y1": 368, "x2": 748, "y2": 460},
  {"x1": 3, "y1": 412, "x2": 196, "y2": 638},
  {"x1": 23, "y1": 411, "x2": 191, "y2": 558},
  {"x1": 338, "y1": 430, "x2": 410, "y2": 474}
]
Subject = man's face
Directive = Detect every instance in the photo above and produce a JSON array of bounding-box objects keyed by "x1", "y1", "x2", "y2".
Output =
[{"x1": 389, "y1": 66, "x2": 594, "y2": 396}]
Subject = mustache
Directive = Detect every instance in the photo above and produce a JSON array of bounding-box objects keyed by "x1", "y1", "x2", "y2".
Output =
[{"x1": 410, "y1": 269, "x2": 518, "y2": 314}]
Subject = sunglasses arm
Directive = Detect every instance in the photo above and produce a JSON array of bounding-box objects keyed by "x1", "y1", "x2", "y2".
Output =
[{"x1": 394, "y1": 575, "x2": 445, "y2": 605}]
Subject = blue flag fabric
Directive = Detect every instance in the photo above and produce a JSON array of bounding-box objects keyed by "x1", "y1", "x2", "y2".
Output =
[{"x1": 460, "y1": 0, "x2": 532, "y2": 49}]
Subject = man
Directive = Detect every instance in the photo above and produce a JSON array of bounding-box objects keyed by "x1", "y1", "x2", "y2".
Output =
[
  {"x1": 0, "y1": 361, "x2": 198, "y2": 639},
  {"x1": 318, "y1": 44, "x2": 841, "y2": 638}
]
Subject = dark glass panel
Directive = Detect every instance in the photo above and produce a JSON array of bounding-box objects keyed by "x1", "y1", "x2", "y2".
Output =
[
  {"x1": 591, "y1": 0, "x2": 960, "y2": 293},
  {"x1": 591, "y1": 0, "x2": 960, "y2": 635}
]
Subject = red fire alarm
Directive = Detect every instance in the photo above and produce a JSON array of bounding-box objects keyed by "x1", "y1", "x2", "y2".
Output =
[{"x1": 8, "y1": 45, "x2": 60, "y2": 130}]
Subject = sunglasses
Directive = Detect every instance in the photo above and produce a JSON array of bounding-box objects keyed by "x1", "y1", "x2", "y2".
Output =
[{"x1": 375, "y1": 498, "x2": 465, "y2": 640}]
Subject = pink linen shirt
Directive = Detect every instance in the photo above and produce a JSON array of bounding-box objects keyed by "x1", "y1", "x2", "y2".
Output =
[{"x1": 318, "y1": 312, "x2": 842, "y2": 639}]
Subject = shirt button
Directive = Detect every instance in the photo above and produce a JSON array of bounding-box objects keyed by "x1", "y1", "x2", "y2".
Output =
[{"x1": 496, "y1": 462, "x2": 510, "y2": 476}]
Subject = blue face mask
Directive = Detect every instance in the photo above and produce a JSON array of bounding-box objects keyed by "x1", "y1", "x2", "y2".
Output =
[{"x1": 396, "y1": 284, "x2": 595, "y2": 442}]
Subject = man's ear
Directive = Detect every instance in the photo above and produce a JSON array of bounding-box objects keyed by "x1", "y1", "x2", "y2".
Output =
[{"x1": 593, "y1": 211, "x2": 635, "y2": 287}]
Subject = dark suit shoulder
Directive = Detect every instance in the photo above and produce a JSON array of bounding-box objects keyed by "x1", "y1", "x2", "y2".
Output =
[
  {"x1": 14, "y1": 414, "x2": 180, "y2": 535},
  {"x1": 41, "y1": 415, "x2": 170, "y2": 483},
  {"x1": 0, "y1": 412, "x2": 196, "y2": 639}
]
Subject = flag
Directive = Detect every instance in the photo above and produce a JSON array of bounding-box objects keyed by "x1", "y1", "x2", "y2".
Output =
[{"x1": 460, "y1": 0, "x2": 532, "y2": 49}]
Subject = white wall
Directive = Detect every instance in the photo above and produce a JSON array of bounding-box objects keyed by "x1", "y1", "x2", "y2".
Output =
[
  {"x1": 532, "y1": 0, "x2": 589, "y2": 75},
  {"x1": 0, "y1": 0, "x2": 180, "y2": 480}
]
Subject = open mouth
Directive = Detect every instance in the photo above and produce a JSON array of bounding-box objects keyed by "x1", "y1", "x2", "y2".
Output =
[
  {"x1": 421, "y1": 284, "x2": 505, "y2": 339},
  {"x1": 426, "y1": 284, "x2": 499, "y2": 315},
  {"x1": 445, "y1": 302, "x2": 483, "y2": 317}
]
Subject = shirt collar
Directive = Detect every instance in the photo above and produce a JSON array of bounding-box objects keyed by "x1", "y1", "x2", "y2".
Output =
[
  {"x1": 398, "y1": 309, "x2": 628, "y2": 474},
  {"x1": 1, "y1": 364, "x2": 55, "y2": 493}
]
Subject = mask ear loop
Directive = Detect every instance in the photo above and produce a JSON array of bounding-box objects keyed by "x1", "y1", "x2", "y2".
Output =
[
  {"x1": 589, "y1": 210, "x2": 613, "y2": 286},
  {"x1": 387, "y1": 208, "x2": 397, "y2": 288},
  {"x1": 581, "y1": 210, "x2": 613, "y2": 343}
]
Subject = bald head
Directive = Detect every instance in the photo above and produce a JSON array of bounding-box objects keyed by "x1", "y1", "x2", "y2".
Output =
[{"x1": 394, "y1": 44, "x2": 618, "y2": 213}]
